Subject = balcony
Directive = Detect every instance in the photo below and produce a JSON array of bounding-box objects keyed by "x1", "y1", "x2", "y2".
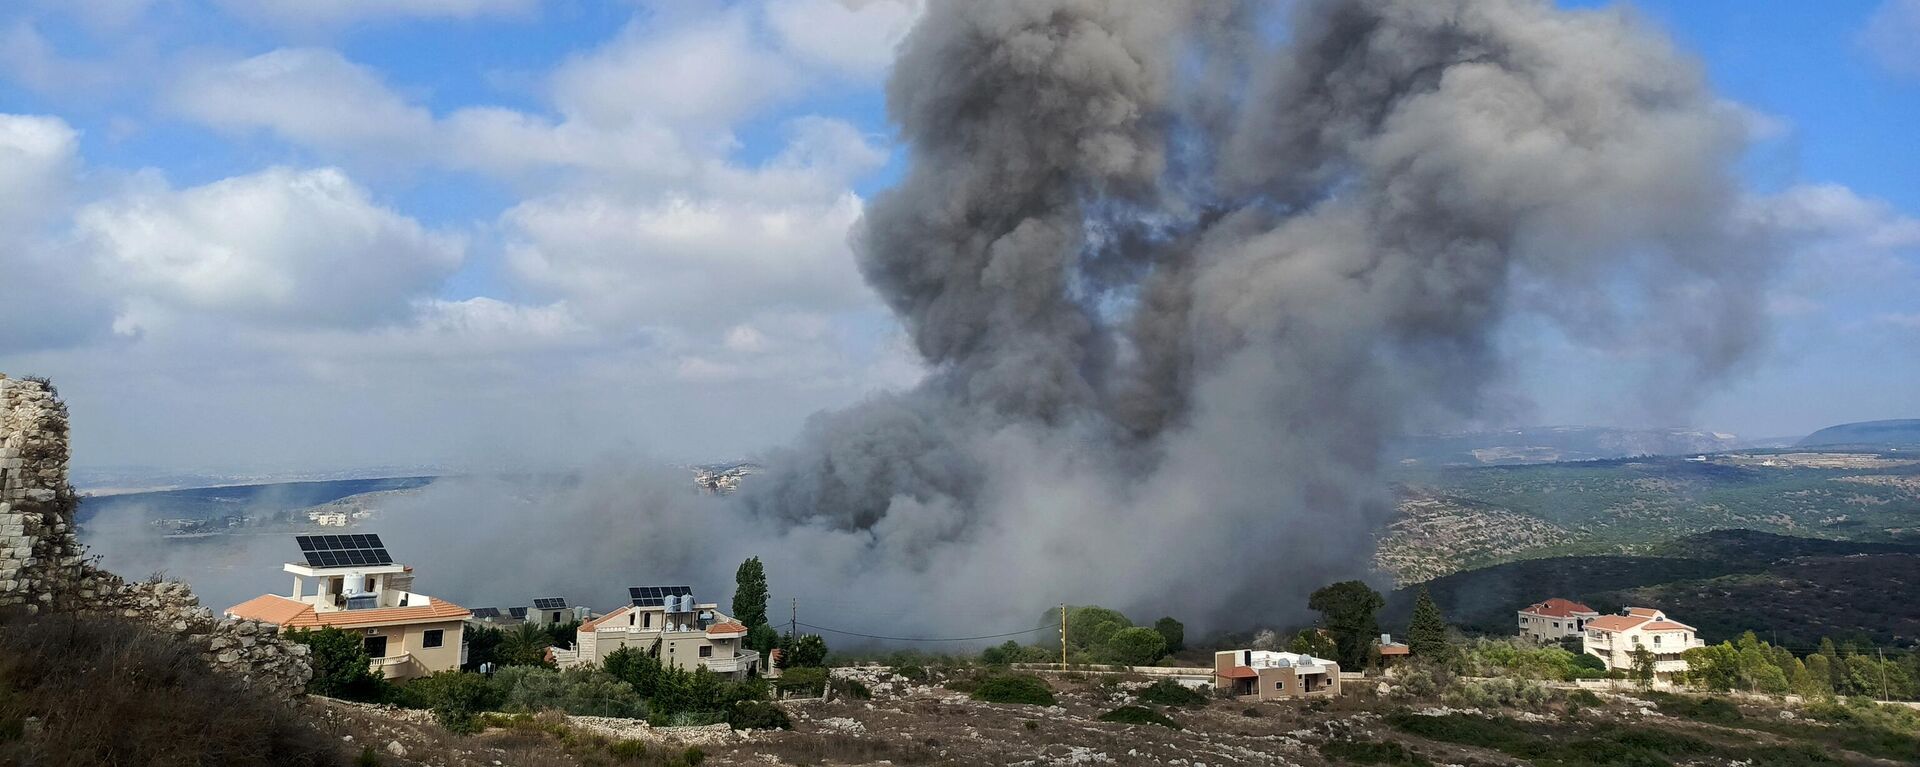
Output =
[
  {"x1": 703, "y1": 649, "x2": 759, "y2": 674},
  {"x1": 369, "y1": 652, "x2": 413, "y2": 676}
]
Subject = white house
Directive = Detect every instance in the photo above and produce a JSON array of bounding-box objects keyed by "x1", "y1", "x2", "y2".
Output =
[
  {"x1": 1582, "y1": 607, "x2": 1705, "y2": 681},
  {"x1": 551, "y1": 586, "x2": 760, "y2": 678},
  {"x1": 1517, "y1": 598, "x2": 1600, "y2": 642}
]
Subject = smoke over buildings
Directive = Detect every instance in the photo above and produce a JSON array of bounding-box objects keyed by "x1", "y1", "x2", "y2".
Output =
[{"x1": 93, "y1": 0, "x2": 1774, "y2": 637}]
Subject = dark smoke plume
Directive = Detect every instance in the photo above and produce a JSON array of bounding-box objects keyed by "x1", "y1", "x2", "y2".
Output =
[{"x1": 101, "y1": 0, "x2": 1771, "y2": 636}]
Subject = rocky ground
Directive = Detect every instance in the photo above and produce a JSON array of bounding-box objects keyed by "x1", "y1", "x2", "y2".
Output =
[
  {"x1": 1375, "y1": 495, "x2": 1573, "y2": 585},
  {"x1": 307, "y1": 667, "x2": 1919, "y2": 766}
]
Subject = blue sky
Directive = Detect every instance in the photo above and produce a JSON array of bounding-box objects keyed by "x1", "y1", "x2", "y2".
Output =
[{"x1": 1, "y1": 0, "x2": 1916, "y2": 473}]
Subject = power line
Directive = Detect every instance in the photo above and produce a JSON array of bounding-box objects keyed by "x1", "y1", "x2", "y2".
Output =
[{"x1": 795, "y1": 621, "x2": 1051, "y2": 643}]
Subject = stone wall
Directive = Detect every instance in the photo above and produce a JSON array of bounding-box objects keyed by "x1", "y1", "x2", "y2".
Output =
[{"x1": 0, "y1": 373, "x2": 312, "y2": 701}]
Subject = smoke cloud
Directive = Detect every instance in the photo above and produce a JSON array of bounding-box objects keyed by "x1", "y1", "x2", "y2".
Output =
[{"x1": 92, "y1": 0, "x2": 1773, "y2": 639}]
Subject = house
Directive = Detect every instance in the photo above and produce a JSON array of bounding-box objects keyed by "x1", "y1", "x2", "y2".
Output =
[
  {"x1": 226, "y1": 534, "x2": 469, "y2": 681},
  {"x1": 1213, "y1": 649, "x2": 1341, "y2": 700},
  {"x1": 523, "y1": 597, "x2": 586, "y2": 627},
  {"x1": 550, "y1": 585, "x2": 760, "y2": 678},
  {"x1": 467, "y1": 607, "x2": 520, "y2": 628},
  {"x1": 1517, "y1": 598, "x2": 1600, "y2": 642},
  {"x1": 1378, "y1": 633, "x2": 1410, "y2": 661},
  {"x1": 1582, "y1": 606, "x2": 1705, "y2": 681}
]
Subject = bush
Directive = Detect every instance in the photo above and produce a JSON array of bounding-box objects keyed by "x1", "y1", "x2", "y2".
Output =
[
  {"x1": 774, "y1": 667, "x2": 828, "y2": 697},
  {"x1": 682, "y1": 745, "x2": 707, "y2": 765},
  {"x1": 1647, "y1": 692, "x2": 1742, "y2": 725},
  {"x1": 971, "y1": 674, "x2": 1056, "y2": 706},
  {"x1": 1096, "y1": 705, "x2": 1181, "y2": 729},
  {"x1": 286, "y1": 626, "x2": 390, "y2": 701},
  {"x1": 1105, "y1": 627, "x2": 1168, "y2": 666},
  {"x1": 727, "y1": 700, "x2": 793, "y2": 730},
  {"x1": 400, "y1": 670, "x2": 504, "y2": 733},
  {"x1": 831, "y1": 676, "x2": 871, "y2": 700},
  {"x1": 1319, "y1": 739, "x2": 1432, "y2": 766},
  {"x1": 607, "y1": 739, "x2": 648, "y2": 761},
  {"x1": 489, "y1": 666, "x2": 646, "y2": 718},
  {"x1": 0, "y1": 611, "x2": 340, "y2": 766},
  {"x1": 1135, "y1": 679, "x2": 1208, "y2": 707},
  {"x1": 894, "y1": 664, "x2": 930, "y2": 683}
]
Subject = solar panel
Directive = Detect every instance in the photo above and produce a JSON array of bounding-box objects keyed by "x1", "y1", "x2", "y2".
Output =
[
  {"x1": 508, "y1": 607, "x2": 528, "y2": 619},
  {"x1": 532, "y1": 597, "x2": 567, "y2": 610},
  {"x1": 627, "y1": 585, "x2": 693, "y2": 607},
  {"x1": 293, "y1": 534, "x2": 394, "y2": 568},
  {"x1": 471, "y1": 607, "x2": 502, "y2": 619}
]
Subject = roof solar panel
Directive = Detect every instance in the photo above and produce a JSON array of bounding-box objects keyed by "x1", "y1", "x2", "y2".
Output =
[
  {"x1": 508, "y1": 607, "x2": 528, "y2": 619},
  {"x1": 294, "y1": 534, "x2": 393, "y2": 569},
  {"x1": 626, "y1": 585, "x2": 693, "y2": 607},
  {"x1": 471, "y1": 607, "x2": 502, "y2": 619},
  {"x1": 533, "y1": 597, "x2": 567, "y2": 610}
]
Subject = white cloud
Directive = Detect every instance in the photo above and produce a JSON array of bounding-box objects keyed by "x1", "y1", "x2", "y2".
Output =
[
  {"x1": 0, "y1": 113, "x2": 78, "y2": 231},
  {"x1": 766, "y1": 0, "x2": 921, "y2": 79},
  {"x1": 504, "y1": 190, "x2": 872, "y2": 332},
  {"x1": 1863, "y1": 0, "x2": 1920, "y2": 78},
  {"x1": 214, "y1": 0, "x2": 537, "y2": 27},
  {"x1": 75, "y1": 167, "x2": 464, "y2": 330},
  {"x1": 168, "y1": 48, "x2": 435, "y2": 156},
  {"x1": 0, "y1": 22, "x2": 121, "y2": 94},
  {"x1": 1745, "y1": 183, "x2": 1920, "y2": 321},
  {"x1": 550, "y1": 8, "x2": 798, "y2": 131}
]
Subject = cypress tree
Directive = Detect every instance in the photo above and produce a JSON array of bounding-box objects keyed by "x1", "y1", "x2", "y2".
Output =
[
  {"x1": 1407, "y1": 587, "x2": 1449, "y2": 659},
  {"x1": 733, "y1": 556, "x2": 770, "y2": 629}
]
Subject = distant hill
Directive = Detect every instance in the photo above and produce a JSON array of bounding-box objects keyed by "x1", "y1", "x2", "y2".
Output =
[
  {"x1": 1388, "y1": 426, "x2": 1744, "y2": 467},
  {"x1": 76, "y1": 476, "x2": 435, "y2": 523},
  {"x1": 1386, "y1": 530, "x2": 1920, "y2": 647},
  {"x1": 1798, "y1": 419, "x2": 1920, "y2": 448}
]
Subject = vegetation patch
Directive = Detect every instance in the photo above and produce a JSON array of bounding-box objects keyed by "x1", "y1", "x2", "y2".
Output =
[
  {"x1": 1096, "y1": 705, "x2": 1182, "y2": 729},
  {"x1": 1135, "y1": 679, "x2": 1209, "y2": 707},
  {"x1": 1319, "y1": 738, "x2": 1432, "y2": 766},
  {"x1": 970, "y1": 674, "x2": 1057, "y2": 706},
  {"x1": 1385, "y1": 711, "x2": 1843, "y2": 767}
]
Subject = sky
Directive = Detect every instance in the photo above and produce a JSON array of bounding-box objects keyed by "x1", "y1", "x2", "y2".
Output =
[{"x1": 1, "y1": 0, "x2": 1917, "y2": 475}]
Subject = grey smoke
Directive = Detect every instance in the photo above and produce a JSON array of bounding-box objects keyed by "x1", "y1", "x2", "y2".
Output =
[{"x1": 90, "y1": 0, "x2": 1772, "y2": 637}]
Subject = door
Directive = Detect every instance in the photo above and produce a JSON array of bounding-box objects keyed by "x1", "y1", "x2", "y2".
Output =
[{"x1": 364, "y1": 635, "x2": 388, "y2": 658}]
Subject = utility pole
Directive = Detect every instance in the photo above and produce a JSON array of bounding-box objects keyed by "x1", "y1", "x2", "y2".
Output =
[
  {"x1": 790, "y1": 597, "x2": 797, "y2": 639},
  {"x1": 1879, "y1": 648, "x2": 1891, "y2": 702},
  {"x1": 1060, "y1": 602, "x2": 1068, "y2": 668}
]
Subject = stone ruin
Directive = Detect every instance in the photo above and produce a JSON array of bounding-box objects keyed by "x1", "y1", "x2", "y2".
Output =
[{"x1": 0, "y1": 372, "x2": 312, "y2": 700}]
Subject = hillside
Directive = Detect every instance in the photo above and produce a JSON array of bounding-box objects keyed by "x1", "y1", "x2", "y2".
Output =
[
  {"x1": 1389, "y1": 530, "x2": 1920, "y2": 647},
  {"x1": 1378, "y1": 450, "x2": 1920, "y2": 583},
  {"x1": 1800, "y1": 419, "x2": 1920, "y2": 448},
  {"x1": 77, "y1": 476, "x2": 435, "y2": 524}
]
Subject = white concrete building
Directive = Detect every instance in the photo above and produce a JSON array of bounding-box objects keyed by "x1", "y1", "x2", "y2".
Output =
[
  {"x1": 1517, "y1": 598, "x2": 1600, "y2": 642},
  {"x1": 551, "y1": 586, "x2": 759, "y2": 678},
  {"x1": 1582, "y1": 607, "x2": 1705, "y2": 681}
]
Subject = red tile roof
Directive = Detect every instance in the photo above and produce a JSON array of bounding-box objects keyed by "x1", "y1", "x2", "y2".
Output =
[
  {"x1": 580, "y1": 606, "x2": 629, "y2": 632},
  {"x1": 1584, "y1": 614, "x2": 1650, "y2": 632},
  {"x1": 1640, "y1": 620, "x2": 1695, "y2": 632},
  {"x1": 1379, "y1": 644, "x2": 1411, "y2": 656},
  {"x1": 1218, "y1": 666, "x2": 1258, "y2": 679},
  {"x1": 706, "y1": 621, "x2": 748, "y2": 637},
  {"x1": 1625, "y1": 607, "x2": 1662, "y2": 618},
  {"x1": 226, "y1": 593, "x2": 470, "y2": 629},
  {"x1": 1522, "y1": 598, "x2": 1598, "y2": 618}
]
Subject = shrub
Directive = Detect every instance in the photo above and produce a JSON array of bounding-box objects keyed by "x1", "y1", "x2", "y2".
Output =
[
  {"x1": 356, "y1": 744, "x2": 382, "y2": 766},
  {"x1": 489, "y1": 666, "x2": 646, "y2": 718},
  {"x1": 1319, "y1": 739, "x2": 1432, "y2": 766},
  {"x1": 831, "y1": 677, "x2": 872, "y2": 700},
  {"x1": 608, "y1": 739, "x2": 648, "y2": 761},
  {"x1": 1647, "y1": 692, "x2": 1742, "y2": 725},
  {"x1": 286, "y1": 626, "x2": 390, "y2": 701},
  {"x1": 895, "y1": 664, "x2": 930, "y2": 683},
  {"x1": 1096, "y1": 705, "x2": 1181, "y2": 729},
  {"x1": 775, "y1": 666, "x2": 829, "y2": 697},
  {"x1": 399, "y1": 670, "x2": 502, "y2": 733},
  {"x1": 727, "y1": 700, "x2": 793, "y2": 730},
  {"x1": 681, "y1": 745, "x2": 707, "y2": 765},
  {"x1": 1105, "y1": 627, "x2": 1168, "y2": 666},
  {"x1": 1241, "y1": 706, "x2": 1264, "y2": 717},
  {"x1": 971, "y1": 674, "x2": 1056, "y2": 706},
  {"x1": 1135, "y1": 679, "x2": 1208, "y2": 707},
  {"x1": 0, "y1": 611, "x2": 340, "y2": 766}
]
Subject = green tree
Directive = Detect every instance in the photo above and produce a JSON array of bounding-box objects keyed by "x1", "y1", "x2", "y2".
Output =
[
  {"x1": 604, "y1": 647, "x2": 667, "y2": 699},
  {"x1": 463, "y1": 625, "x2": 505, "y2": 671},
  {"x1": 779, "y1": 633, "x2": 828, "y2": 668},
  {"x1": 1105, "y1": 627, "x2": 1168, "y2": 666},
  {"x1": 1153, "y1": 617, "x2": 1185, "y2": 654},
  {"x1": 1629, "y1": 646, "x2": 1657, "y2": 688},
  {"x1": 403, "y1": 670, "x2": 501, "y2": 733},
  {"x1": 286, "y1": 626, "x2": 387, "y2": 700},
  {"x1": 733, "y1": 557, "x2": 770, "y2": 629},
  {"x1": 746, "y1": 623, "x2": 779, "y2": 656},
  {"x1": 1307, "y1": 581, "x2": 1385, "y2": 670},
  {"x1": 1406, "y1": 588, "x2": 1450, "y2": 660},
  {"x1": 1288, "y1": 629, "x2": 1339, "y2": 660},
  {"x1": 1045, "y1": 605, "x2": 1132, "y2": 653},
  {"x1": 499, "y1": 622, "x2": 556, "y2": 667},
  {"x1": 1802, "y1": 653, "x2": 1836, "y2": 697}
]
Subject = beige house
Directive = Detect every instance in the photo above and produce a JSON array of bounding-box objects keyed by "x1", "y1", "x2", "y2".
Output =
[
  {"x1": 552, "y1": 587, "x2": 758, "y2": 678},
  {"x1": 227, "y1": 535, "x2": 469, "y2": 681},
  {"x1": 1214, "y1": 649, "x2": 1341, "y2": 700},
  {"x1": 1517, "y1": 598, "x2": 1600, "y2": 642},
  {"x1": 1582, "y1": 606, "x2": 1705, "y2": 681}
]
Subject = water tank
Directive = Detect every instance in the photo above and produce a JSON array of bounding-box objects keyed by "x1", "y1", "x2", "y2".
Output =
[
  {"x1": 672, "y1": 594, "x2": 688, "y2": 613},
  {"x1": 681, "y1": 594, "x2": 696, "y2": 613},
  {"x1": 342, "y1": 573, "x2": 368, "y2": 597}
]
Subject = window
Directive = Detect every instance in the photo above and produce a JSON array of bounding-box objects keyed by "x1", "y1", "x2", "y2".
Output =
[
  {"x1": 423, "y1": 629, "x2": 444, "y2": 649},
  {"x1": 1552, "y1": 621, "x2": 1561, "y2": 628},
  {"x1": 1653, "y1": 635, "x2": 1663, "y2": 646},
  {"x1": 629, "y1": 612, "x2": 635, "y2": 626},
  {"x1": 1275, "y1": 681, "x2": 1284, "y2": 690},
  {"x1": 1520, "y1": 616, "x2": 1528, "y2": 624},
  {"x1": 644, "y1": 612, "x2": 653, "y2": 629},
  {"x1": 699, "y1": 645, "x2": 713, "y2": 658},
  {"x1": 364, "y1": 635, "x2": 387, "y2": 658}
]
